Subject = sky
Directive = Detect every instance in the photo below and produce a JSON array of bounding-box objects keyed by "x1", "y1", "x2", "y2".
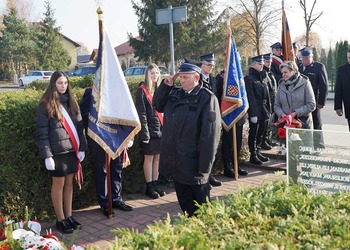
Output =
[{"x1": 1, "y1": 0, "x2": 349, "y2": 53}]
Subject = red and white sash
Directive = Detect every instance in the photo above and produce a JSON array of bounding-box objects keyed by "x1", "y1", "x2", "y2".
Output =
[
  {"x1": 272, "y1": 54, "x2": 283, "y2": 66},
  {"x1": 61, "y1": 105, "x2": 83, "y2": 189},
  {"x1": 139, "y1": 85, "x2": 164, "y2": 125}
]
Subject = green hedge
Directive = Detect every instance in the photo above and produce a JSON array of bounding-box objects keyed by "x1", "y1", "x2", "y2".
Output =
[
  {"x1": 0, "y1": 76, "x2": 147, "y2": 220},
  {"x1": 102, "y1": 181, "x2": 350, "y2": 249}
]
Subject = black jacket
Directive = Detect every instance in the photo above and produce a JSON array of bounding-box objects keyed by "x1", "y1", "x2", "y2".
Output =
[
  {"x1": 245, "y1": 67, "x2": 271, "y2": 121},
  {"x1": 36, "y1": 93, "x2": 87, "y2": 159},
  {"x1": 135, "y1": 83, "x2": 162, "y2": 142},
  {"x1": 299, "y1": 61, "x2": 329, "y2": 106},
  {"x1": 334, "y1": 63, "x2": 350, "y2": 119},
  {"x1": 153, "y1": 81, "x2": 221, "y2": 185}
]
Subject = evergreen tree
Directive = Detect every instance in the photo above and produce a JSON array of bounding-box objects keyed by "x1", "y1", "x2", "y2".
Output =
[
  {"x1": 335, "y1": 40, "x2": 349, "y2": 72},
  {"x1": 129, "y1": 0, "x2": 225, "y2": 67},
  {"x1": 326, "y1": 47, "x2": 334, "y2": 87},
  {"x1": 35, "y1": 0, "x2": 70, "y2": 70},
  {"x1": 0, "y1": 8, "x2": 35, "y2": 79}
]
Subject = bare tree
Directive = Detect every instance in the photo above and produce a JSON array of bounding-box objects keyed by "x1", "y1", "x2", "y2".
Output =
[
  {"x1": 223, "y1": 0, "x2": 280, "y2": 55},
  {"x1": 299, "y1": 0, "x2": 323, "y2": 47}
]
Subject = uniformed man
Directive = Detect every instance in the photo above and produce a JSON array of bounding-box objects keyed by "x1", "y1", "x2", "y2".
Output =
[
  {"x1": 198, "y1": 53, "x2": 222, "y2": 187},
  {"x1": 270, "y1": 42, "x2": 283, "y2": 84},
  {"x1": 260, "y1": 53, "x2": 277, "y2": 150},
  {"x1": 298, "y1": 47, "x2": 328, "y2": 149},
  {"x1": 245, "y1": 55, "x2": 271, "y2": 165},
  {"x1": 153, "y1": 63, "x2": 221, "y2": 217}
]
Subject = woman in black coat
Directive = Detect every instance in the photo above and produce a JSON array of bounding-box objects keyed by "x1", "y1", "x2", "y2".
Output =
[
  {"x1": 36, "y1": 71, "x2": 87, "y2": 233},
  {"x1": 135, "y1": 64, "x2": 165, "y2": 199}
]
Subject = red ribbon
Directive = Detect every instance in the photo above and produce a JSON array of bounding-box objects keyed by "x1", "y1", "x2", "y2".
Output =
[{"x1": 139, "y1": 85, "x2": 163, "y2": 125}]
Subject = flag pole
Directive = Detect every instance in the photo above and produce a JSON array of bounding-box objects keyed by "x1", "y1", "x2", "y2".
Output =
[
  {"x1": 232, "y1": 123, "x2": 238, "y2": 180},
  {"x1": 96, "y1": 6, "x2": 113, "y2": 219},
  {"x1": 105, "y1": 153, "x2": 113, "y2": 219}
]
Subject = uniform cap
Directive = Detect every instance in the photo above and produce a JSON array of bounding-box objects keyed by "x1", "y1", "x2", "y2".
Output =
[
  {"x1": 299, "y1": 47, "x2": 313, "y2": 57},
  {"x1": 262, "y1": 53, "x2": 272, "y2": 61},
  {"x1": 270, "y1": 42, "x2": 282, "y2": 50},
  {"x1": 183, "y1": 57, "x2": 202, "y2": 67},
  {"x1": 251, "y1": 55, "x2": 264, "y2": 64},
  {"x1": 177, "y1": 63, "x2": 202, "y2": 74},
  {"x1": 199, "y1": 53, "x2": 215, "y2": 65}
]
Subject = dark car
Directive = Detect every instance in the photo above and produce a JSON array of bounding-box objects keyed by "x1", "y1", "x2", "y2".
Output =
[
  {"x1": 70, "y1": 66, "x2": 96, "y2": 77},
  {"x1": 124, "y1": 66, "x2": 169, "y2": 76}
]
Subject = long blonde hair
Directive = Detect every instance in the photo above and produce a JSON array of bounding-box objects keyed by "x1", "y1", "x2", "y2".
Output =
[
  {"x1": 40, "y1": 70, "x2": 80, "y2": 121},
  {"x1": 144, "y1": 63, "x2": 161, "y2": 94}
]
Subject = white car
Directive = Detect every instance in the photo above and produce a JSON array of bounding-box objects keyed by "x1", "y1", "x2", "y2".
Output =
[{"x1": 18, "y1": 71, "x2": 53, "y2": 86}]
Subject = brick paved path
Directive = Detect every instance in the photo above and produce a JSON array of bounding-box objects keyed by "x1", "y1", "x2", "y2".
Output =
[{"x1": 41, "y1": 160, "x2": 286, "y2": 249}]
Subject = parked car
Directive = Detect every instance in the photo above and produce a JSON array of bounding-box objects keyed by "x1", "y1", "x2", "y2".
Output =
[
  {"x1": 70, "y1": 66, "x2": 96, "y2": 77},
  {"x1": 18, "y1": 70, "x2": 53, "y2": 86},
  {"x1": 123, "y1": 66, "x2": 169, "y2": 76}
]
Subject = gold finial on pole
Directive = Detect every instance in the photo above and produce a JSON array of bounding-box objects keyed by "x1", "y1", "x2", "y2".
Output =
[{"x1": 95, "y1": 0, "x2": 104, "y2": 19}]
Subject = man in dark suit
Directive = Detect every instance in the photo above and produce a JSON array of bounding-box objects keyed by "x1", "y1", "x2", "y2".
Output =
[
  {"x1": 198, "y1": 53, "x2": 222, "y2": 187},
  {"x1": 334, "y1": 49, "x2": 350, "y2": 131},
  {"x1": 298, "y1": 47, "x2": 328, "y2": 149},
  {"x1": 270, "y1": 42, "x2": 283, "y2": 84}
]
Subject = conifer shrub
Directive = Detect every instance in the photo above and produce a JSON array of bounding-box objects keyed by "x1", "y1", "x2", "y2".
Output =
[{"x1": 103, "y1": 181, "x2": 350, "y2": 249}]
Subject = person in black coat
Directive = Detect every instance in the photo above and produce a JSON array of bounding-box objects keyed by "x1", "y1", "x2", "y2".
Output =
[
  {"x1": 36, "y1": 71, "x2": 88, "y2": 233},
  {"x1": 270, "y1": 42, "x2": 283, "y2": 84},
  {"x1": 334, "y1": 50, "x2": 350, "y2": 131},
  {"x1": 199, "y1": 53, "x2": 222, "y2": 186},
  {"x1": 245, "y1": 56, "x2": 271, "y2": 165},
  {"x1": 260, "y1": 53, "x2": 277, "y2": 150},
  {"x1": 299, "y1": 47, "x2": 329, "y2": 148},
  {"x1": 135, "y1": 64, "x2": 166, "y2": 199},
  {"x1": 153, "y1": 63, "x2": 221, "y2": 217},
  {"x1": 80, "y1": 87, "x2": 133, "y2": 217}
]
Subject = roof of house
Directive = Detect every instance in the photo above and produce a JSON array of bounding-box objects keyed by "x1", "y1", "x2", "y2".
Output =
[
  {"x1": 115, "y1": 40, "x2": 134, "y2": 55},
  {"x1": 77, "y1": 55, "x2": 92, "y2": 63}
]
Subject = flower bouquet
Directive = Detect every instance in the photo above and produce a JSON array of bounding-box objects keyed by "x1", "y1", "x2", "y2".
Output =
[
  {"x1": 0, "y1": 212, "x2": 84, "y2": 250},
  {"x1": 273, "y1": 115, "x2": 302, "y2": 155}
]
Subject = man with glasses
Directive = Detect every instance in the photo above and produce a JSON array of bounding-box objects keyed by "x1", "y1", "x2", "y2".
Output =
[{"x1": 198, "y1": 53, "x2": 222, "y2": 187}]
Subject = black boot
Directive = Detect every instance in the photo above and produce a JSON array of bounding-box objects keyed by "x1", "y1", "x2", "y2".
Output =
[
  {"x1": 146, "y1": 182, "x2": 160, "y2": 199},
  {"x1": 223, "y1": 161, "x2": 234, "y2": 178},
  {"x1": 257, "y1": 152, "x2": 269, "y2": 162},
  {"x1": 250, "y1": 152, "x2": 263, "y2": 165},
  {"x1": 209, "y1": 175, "x2": 222, "y2": 186},
  {"x1": 238, "y1": 167, "x2": 248, "y2": 176},
  {"x1": 153, "y1": 180, "x2": 166, "y2": 197}
]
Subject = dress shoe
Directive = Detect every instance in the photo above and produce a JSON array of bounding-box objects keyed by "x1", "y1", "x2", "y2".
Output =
[
  {"x1": 238, "y1": 168, "x2": 248, "y2": 176},
  {"x1": 66, "y1": 216, "x2": 82, "y2": 230},
  {"x1": 153, "y1": 180, "x2": 166, "y2": 197},
  {"x1": 113, "y1": 201, "x2": 133, "y2": 211},
  {"x1": 101, "y1": 207, "x2": 115, "y2": 217},
  {"x1": 257, "y1": 152, "x2": 269, "y2": 162},
  {"x1": 55, "y1": 219, "x2": 74, "y2": 234},
  {"x1": 146, "y1": 182, "x2": 160, "y2": 199},
  {"x1": 260, "y1": 141, "x2": 272, "y2": 150},
  {"x1": 250, "y1": 153, "x2": 263, "y2": 165},
  {"x1": 209, "y1": 175, "x2": 222, "y2": 186}
]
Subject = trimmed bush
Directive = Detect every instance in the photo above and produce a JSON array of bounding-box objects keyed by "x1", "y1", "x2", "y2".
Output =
[
  {"x1": 0, "y1": 76, "x2": 147, "y2": 220},
  {"x1": 106, "y1": 181, "x2": 350, "y2": 249}
]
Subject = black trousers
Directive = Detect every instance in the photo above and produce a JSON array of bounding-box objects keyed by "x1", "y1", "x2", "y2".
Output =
[
  {"x1": 221, "y1": 124, "x2": 243, "y2": 165},
  {"x1": 248, "y1": 120, "x2": 267, "y2": 152},
  {"x1": 88, "y1": 137, "x2": 123, "y2": 208},
  {"x1": 173, "y1": 180, "x2": 210, "y2": 217}
]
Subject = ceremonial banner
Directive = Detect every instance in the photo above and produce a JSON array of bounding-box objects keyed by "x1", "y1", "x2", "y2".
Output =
[
  {"x1": 88, "y1": 24, "x2": 141, "y2": 160},
  {"x1": 281, "y1": 1, "x2": 294, "y2": 61},
  {"x1": 221, "y1": 23, "x2": 249, "y2": 130}
]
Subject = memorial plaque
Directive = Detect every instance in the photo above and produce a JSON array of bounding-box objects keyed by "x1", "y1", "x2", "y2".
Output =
[{"x1": 287, "y1": 128, "x2": 350, "y2": 194}]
